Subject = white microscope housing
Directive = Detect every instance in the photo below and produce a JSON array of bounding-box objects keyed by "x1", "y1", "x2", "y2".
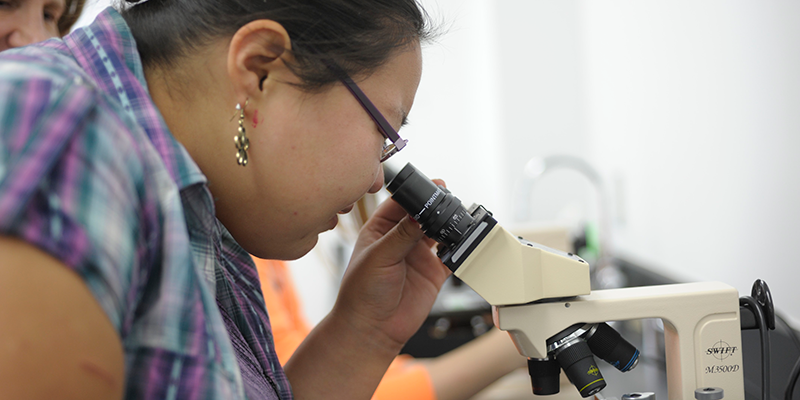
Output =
[{"x1": 452, "y1": 217, "x2": 744, "y2": 399}]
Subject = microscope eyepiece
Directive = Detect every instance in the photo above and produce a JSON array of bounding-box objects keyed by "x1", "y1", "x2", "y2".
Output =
[{"x1": 386, "y1": 163, "x2": 475, "y2": 248}]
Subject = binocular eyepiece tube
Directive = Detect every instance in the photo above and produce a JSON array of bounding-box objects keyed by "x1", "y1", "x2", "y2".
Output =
[
  {"x1": 386, "y1": 163, "x2": 475, "y2": 248},
  {"x1": 387, "y1": 163, "x2": 499, "y2": 274}
]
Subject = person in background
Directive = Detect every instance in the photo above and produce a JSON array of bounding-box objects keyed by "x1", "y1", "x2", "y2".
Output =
[
  {"x1": 0, "y1": 0, "x2": 85, "y2": 51},
  {"x1": 0, "y1": 0, "x2": 455, "y2": 399},
  {"x1": 255, "y1": 257, "x2": 526, "y2": 400}
]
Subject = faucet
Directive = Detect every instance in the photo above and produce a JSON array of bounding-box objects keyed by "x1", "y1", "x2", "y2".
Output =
[{"x1": 513, "y1": 155, "x2": 616, "y2": 284}]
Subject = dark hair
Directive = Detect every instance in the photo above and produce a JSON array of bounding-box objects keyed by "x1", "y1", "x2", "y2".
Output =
[
  {"x1": 58, "y1": 0, "x2": 87, "y2": 36},
  {"x1": 119, "y1": 0, "x2": 436, "y2": 91}
]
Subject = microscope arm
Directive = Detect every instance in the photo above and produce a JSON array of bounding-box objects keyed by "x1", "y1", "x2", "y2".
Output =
[{"x1": 493, "y1": 282, "x2": 745, "y2": 400}]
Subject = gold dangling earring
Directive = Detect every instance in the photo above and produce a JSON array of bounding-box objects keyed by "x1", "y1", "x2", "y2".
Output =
[{"x1": 233, "y1": 100, "x2": 250, "y2": 166}]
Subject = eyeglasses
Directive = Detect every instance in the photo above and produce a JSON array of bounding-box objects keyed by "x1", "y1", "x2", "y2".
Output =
[{"x1": 339, "y1": 75, "x2": 407, "y2": 162}]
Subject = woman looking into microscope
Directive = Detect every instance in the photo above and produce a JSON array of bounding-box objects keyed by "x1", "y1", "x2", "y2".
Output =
[{"x1": 0, "y1": 0, "x2": 450, "y2": 398}]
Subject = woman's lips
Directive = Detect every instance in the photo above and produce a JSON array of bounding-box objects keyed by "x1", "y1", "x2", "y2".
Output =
[
  {"x1": 325, "y1": 204, "x2": 355, "y2": 231},
  {"x1": 326, "y1": 215, "x2": 339, "y2": 231}
]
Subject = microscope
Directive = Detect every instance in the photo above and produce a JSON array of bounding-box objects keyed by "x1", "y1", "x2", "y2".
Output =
[{"x1": 387, "y1": 163, "x2": 745, "y2": 399}]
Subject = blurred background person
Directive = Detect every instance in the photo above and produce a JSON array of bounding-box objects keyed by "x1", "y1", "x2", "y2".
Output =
[{"x1": 0, "y1": 0, "x2": 85, "y2": 51}]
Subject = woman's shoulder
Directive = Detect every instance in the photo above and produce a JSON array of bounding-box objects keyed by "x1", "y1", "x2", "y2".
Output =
[
  {"x1": 1, "y1": 41, "x2": 162, "y2": 179},
  {"x1": 0, "y1": 61, "x2": 155, "y2": 191},
  {"x1": 0, "y1": 47, "x2": 178, "y2": 270},
  {"x1": 0, "y1": 50, "x2": 186, "y2": 329},
  {"x1": 0, "y1": 38, "x2": 83, "y2": 86}
]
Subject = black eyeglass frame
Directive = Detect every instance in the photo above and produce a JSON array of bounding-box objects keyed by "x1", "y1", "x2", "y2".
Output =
[{"x1": 339, "y1": 75, "x2": 408, "y2": 162}]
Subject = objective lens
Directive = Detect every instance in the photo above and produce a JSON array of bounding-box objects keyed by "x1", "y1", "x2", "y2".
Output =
[
  {"x1": 528, "y1": 358, "x2": 561, "y2": 395},
  {"x1": 554, "y1": 340, "x2": 606, "y2": 398},
  {"x1": 586, "y1": 323, "x2": 640, "y2": 372},
  {"x1": 386, "y1": 163, "x2": 474, "y2": 247}
]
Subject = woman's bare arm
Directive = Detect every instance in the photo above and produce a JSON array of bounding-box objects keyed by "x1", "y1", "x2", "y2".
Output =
[
  {"x1": 0, "y1": 236, "x2": 124, "y2": 400},
  {"x1": 424, "y1": 327, "x2": 527, "y2": 400}
]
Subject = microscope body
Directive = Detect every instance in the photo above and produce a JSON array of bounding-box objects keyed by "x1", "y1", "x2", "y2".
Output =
[
  {"x1": 386, "y1": 163, "x2": 745, "y2": 398},
  {"x1": 443, "y1": 205, "x2": 592, "y2": 306}
]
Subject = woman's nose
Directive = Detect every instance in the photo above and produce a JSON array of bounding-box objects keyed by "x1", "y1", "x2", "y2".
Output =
[
  {"x1": 368, "y1": 165, "x2": 385, "y2": 194},
  {"x1": 8, "y1": 27, "x2": 51, "y2": 48},
  {"x1": 6, "y1": 12, "x2": 53, "y2": 49}
]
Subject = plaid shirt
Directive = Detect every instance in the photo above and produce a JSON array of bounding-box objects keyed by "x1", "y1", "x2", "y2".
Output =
[{"x1": 0, "y1": 8, "x2": 292, "y2": 400}]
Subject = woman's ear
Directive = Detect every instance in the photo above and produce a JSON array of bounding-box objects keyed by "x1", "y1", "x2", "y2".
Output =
[{"x1": 227, "y1": 20, "x2": 293, "y2": 102}]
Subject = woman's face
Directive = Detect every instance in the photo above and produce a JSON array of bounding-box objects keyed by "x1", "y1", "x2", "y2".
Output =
[
  {"x1": 228, "y1": 44, "x2": 423, "y2": 260},
  {"x1": 0, "y1": 0, "x2": 65, "y2": 51}
]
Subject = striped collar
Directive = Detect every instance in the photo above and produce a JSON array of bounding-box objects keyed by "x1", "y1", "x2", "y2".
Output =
[{"x1": 63, "y1": 7, "x2": 206, "y2": 190}]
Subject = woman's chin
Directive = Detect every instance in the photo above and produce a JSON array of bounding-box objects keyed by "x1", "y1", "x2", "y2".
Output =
[
  {"x1": 285, "y1": 235, "x2": 320, "y2": 260},
  {"x1": 248, "y1": 234, "x2": 320, "y2": 261}
]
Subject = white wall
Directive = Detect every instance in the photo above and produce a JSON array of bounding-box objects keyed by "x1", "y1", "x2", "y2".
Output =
[
  {"x1": 72, "y1": 0, "x2": 112, "y2": 30},
  {"x1": 580, "y1": 1, "x2": 800, "y2": 328}
]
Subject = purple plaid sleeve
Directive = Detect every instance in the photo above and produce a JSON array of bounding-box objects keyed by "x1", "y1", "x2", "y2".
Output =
[{"x1": 0, "y1": 7, "x2": 292, "y2": 400}]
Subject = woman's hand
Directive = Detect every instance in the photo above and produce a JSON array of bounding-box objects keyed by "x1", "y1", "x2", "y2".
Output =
[
  {"x1": 284, "y1": 181, "x2": 452, "y2": 400},
  {"x1": 333, "y1": 188, "x2": 452, "y2": 350}
]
